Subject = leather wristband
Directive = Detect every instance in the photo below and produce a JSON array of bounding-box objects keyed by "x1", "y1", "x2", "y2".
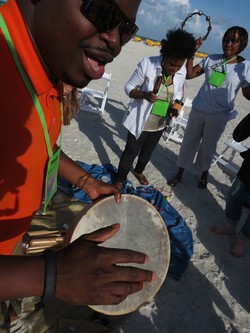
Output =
[{"x1": 42, "y1": 249, "x2": 57, "y2": 302}]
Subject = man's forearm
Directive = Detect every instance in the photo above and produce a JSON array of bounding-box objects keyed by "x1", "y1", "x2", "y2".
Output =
[
  {"x1": 58, "y1": 150, "x2": 89, "y2": 187},
  {"x1": 0, "y1": 255, "x2": 44, "y2": 300},
  {"x1": 57, "y1": 149, "x2": 120, "y2": 201}
]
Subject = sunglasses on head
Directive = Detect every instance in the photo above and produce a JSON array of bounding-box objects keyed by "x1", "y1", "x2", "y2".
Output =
[{"x1": 81, "y1": 0, "x2": 139, "y2": 46}]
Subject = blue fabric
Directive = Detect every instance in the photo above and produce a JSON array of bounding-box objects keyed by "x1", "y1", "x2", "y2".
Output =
[
  {"x1": 58, "y1": 162, "x2": 193, "y2": 280},
  {"x1": 135, "y1": 186, "x2": 193, "y2": 280}
]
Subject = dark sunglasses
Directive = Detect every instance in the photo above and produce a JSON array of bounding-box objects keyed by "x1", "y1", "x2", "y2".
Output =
[{"x1": 81, "y1": 0, "x2": 139, "y2": 46}]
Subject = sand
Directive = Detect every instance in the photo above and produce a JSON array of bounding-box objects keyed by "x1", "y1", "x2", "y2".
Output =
[{"x1": 62, "y1": 41, "x2": 250, "y2": 333}]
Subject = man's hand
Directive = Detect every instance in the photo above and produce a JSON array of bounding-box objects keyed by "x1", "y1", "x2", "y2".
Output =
[
  {"x1": 84, "y1": 177, "x2": 121, "y2": 202},
  {"x1": 56, "y1": 224, "x2": 155, "y2": 305},
  {"x1": 58, "y1": 151, "x2": 121, "y2": 202}
]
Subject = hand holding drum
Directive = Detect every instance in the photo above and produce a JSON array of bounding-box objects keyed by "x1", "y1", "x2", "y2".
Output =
[
  {"x1": 60, "y1": 195, "x2": 170, "y2": 315},
  {"x1": 55, "y1": 223, "x2": 154, "y2": 307}
]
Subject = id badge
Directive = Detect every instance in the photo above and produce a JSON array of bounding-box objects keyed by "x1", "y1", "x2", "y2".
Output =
[
  {"x1": 151, "y1": 99, "x2": 170, "y2": 117},
  {"x1": 208, "y1": 70, "x2": 226, "y2": 87},
  {"x1": 43, "y1": 147, "x2": 61, "y2": 214}
]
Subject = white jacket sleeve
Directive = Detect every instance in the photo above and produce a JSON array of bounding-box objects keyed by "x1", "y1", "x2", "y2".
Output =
[
  {"x1": 173, "y1": 65, "x2": 186, "y2": 101},
  {"x1": 124, "y1": 58, "x2": 148, "y2": 96}
]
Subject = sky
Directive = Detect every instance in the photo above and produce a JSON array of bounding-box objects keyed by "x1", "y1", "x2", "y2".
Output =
[
  {"x1": 1, "y1": 0, "x2": 249, "y2": 58},
  {"x1": 136, "y1": 0, "x2": 250, "y2": 59}
]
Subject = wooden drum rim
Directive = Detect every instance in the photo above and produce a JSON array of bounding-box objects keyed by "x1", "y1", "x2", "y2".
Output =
[{"x1": 67, "y1": 194, "x2": 171, "y2": 315}]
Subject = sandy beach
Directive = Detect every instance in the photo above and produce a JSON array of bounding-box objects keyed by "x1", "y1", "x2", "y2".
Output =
[{"x1": 62, "y1": 40, "x2": 250, "y2": 333}]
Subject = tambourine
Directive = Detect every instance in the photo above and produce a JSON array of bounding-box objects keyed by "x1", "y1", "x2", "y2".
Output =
[
  {"x1": 181, "y1": 11, "x2": 212, "y2": 41},
  {"x1": 66, "y1": 194, "x2": 170, "y2": 315}
]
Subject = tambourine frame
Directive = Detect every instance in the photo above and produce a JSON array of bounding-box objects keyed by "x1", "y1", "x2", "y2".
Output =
[{"x1": 181, "y1": 11, "x2": 212, "y2": 41}]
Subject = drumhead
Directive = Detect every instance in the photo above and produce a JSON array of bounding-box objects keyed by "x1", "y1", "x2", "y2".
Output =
[{"x1": 68, "y1": 194, "x2": 170, "y2": 315}]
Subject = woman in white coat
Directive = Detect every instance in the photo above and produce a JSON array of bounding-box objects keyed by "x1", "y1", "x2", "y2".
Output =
[{"x1": 116, "y1": 29, "x2": 196, "y2": 186}]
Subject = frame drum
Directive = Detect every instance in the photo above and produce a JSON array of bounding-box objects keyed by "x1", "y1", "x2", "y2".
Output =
[{"x1": 68, "y1": 194, "x2": 170, "y2": 315}]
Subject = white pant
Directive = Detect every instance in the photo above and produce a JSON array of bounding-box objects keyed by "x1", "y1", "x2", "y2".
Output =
[{"x1": 177, "y1": 108, "x2": 229, "y2": 173}]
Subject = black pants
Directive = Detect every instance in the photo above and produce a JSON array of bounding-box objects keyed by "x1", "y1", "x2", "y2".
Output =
[{"x1": 117, "y1": 129, "x2": 164, "y2": 182}]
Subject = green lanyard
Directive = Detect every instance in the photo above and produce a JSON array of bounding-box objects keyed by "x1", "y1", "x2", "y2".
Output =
[
  {"x1": 213, "y1": 56, "x2": 237, "y2": 72},
  {"x1": 0, "y1": 14, "x2": 63, "y2": 213},
  {"x1": 151, "y1": 75, "x2": 171, "y2": 117},
  {"x1": 157, "y1": 75, "x2": 170, "y2": 102},
  {"x1": 208, "y1": 56, "x2": 237, "y2": 88}
]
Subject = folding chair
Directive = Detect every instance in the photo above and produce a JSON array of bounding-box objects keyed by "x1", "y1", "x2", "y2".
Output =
[
  {"x1": 213, "y1": 138, "x2": 248, "y2": 175},
  {"x1": 163, "y1": 97, "x2": 193, "y2": 144},
  {"x1": 78, "y1": 72, "x2": 112, "y2": 117}
]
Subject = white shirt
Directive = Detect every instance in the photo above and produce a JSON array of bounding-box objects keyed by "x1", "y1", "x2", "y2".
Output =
[
  {"x1": 193, "y1": 54, "x2": 250, "y2": 114},
  {"x1": 122, "y1": 55, "x2": 186, "y2": 139}
]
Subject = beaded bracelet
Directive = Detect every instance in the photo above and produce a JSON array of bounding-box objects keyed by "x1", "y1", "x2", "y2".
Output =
[{"x1": 42, "y1": 249, "x2": 57, "y2": 302}]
